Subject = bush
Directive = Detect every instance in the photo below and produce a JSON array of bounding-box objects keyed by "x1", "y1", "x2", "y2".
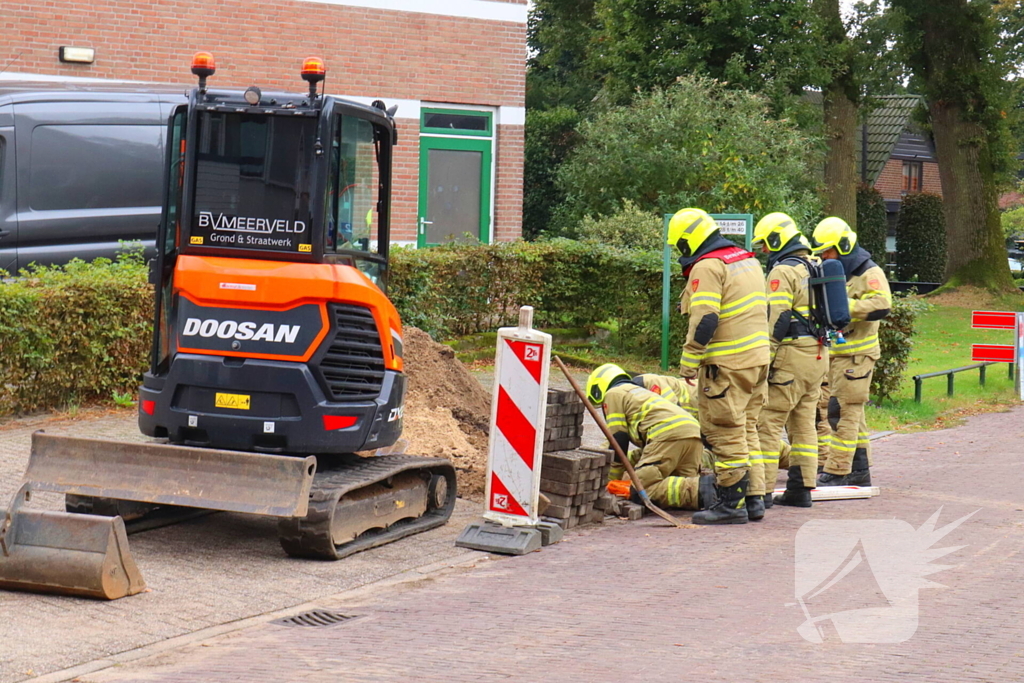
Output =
[
  {"x1": 873, "y1": 294, "x2": 929, "y2": 402},
  {"x1": 856, "y1": 184, "x2": 889, "y2": 261},
  {"x1": 389, "y1": 240, "x2": 686, "y2": 356},
  {"x1": 896, "y1": 193, "x2": 946, "y2": 282},
  {"x1": 524, "y1": 106, "x2": 582, "y2": 239},
  {"x1": 1002, "y1": 206, "x2": 1024, "y2": 247},
  {"x1": 0, "y1": 253, "x2": 151, "y2": 414},
  {"x1": 552, "y1": 77, "x2": 824, "y2": 235},
  {"x1": 574, "y1": 201, "x2": 664, "y2": 251}
]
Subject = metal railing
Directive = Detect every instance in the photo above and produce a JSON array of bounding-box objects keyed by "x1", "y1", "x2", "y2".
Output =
[{"x1": 912, "y1": 361, "x2": 1014, "y2": 403}]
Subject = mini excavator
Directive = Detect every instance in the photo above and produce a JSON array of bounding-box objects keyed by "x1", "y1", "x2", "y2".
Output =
[{"x1": 0, "y1": 53, "x2": 456, "y2": 599}]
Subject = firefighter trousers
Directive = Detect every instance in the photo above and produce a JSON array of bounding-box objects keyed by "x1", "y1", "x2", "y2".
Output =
[
  {"x1": 757, "y1": 344, "x2": 827, "y2": 489},
  {"x1": 632, "y1": 431, "x2": 705, "y2": 510},
  {"x1": 824, "y1": 354, "x2": 875, "y2": 475},
  {"x1": 816, "y1": 366, "x2": 832, "y2": 467},
  {"x1": 698, "y1": 364, "x2": 768, "y2": 491}
]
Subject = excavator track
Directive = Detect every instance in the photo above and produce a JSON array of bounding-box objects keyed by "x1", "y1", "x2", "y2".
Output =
[{"x1": 278, "y1": 454, "x2": 457, "y2": 560}]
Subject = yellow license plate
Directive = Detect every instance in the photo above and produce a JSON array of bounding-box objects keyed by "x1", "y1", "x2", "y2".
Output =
[{"x1": 215, "y1": 392, "x2": 251, "y2": 410}]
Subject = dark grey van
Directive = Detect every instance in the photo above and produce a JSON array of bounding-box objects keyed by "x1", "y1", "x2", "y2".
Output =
[{"x1": 0, "y1": 81, "x2": 187, "y2": 273}]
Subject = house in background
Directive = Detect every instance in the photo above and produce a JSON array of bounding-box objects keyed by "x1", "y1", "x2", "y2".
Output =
[
  {"x1": 856, "y1": 95, "x2": 943, "y2": 255},
  {"x1": 0, "y1": 0, "x2": 527, "y2": 247}
]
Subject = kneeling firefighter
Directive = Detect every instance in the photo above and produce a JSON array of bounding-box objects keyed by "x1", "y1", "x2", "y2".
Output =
[
  {"x1": 811, "y1": 217, "x2": 891, "y2": 487},
  {"x1": 669, "y1": 208, "x2": 770, "y2": 525},
  {"x1": 752, "y1": 213, "x2": 840, "y2": 507},
  {"x1": 587, "y1": 364, "x2": 716, "y2": 511}
]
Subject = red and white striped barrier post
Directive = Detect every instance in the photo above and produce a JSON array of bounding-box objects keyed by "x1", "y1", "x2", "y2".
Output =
[
  {"x1": 483, "y1": 306, "x2": 551, "y2": 526},
  {"x1": 970, "y1": 310, "x2": 1024, "y2": 400}
]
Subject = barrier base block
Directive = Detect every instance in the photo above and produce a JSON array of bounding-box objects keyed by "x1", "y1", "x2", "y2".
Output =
[
  {"x1": 536, "y1": 520, "x2": 564, "y2": 546},
  {"x1": 455, "y1": 521, "x2": 544, "y2": 555}
]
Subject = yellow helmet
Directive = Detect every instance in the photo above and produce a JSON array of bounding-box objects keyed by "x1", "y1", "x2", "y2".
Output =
[
  {"x1": 812, "y1": 217, "x2": 857, "y2": 255},
  {"x1": 667, "y1": 208, "x2": 719, "y2": 257},
  {"x1": 586, "y1": 363, "x2": 630, "y2": 405},
  {"x1": 753, "y1": 212, "x2": 804, "y2": 252}
]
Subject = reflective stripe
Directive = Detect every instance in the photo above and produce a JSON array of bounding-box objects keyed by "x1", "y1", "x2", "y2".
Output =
[
  {"x1": 768, "y1": 292, "x2": 794, "y2": 303},
  {"x1": 720, "y1": 292, "x2": 768, "y2": 319},
  {"x1": 831, "y1": 444, "x2": 856, "y2": 453},
  {"x1": 704, "y1": 332, "x2": 770, "y2": 358},
  {"x1": 690, "y1": 294, "x2": 722, "y2": 311},
  {"x1": 793, "y1": 305, "x2": 811, "y2": 315},
  {"x1": 648, "y1": 415, "x2": 698, "y2": 439},
  {"x1": 606, "y1": 419, "x2": 627, "y2": 428},
  {"x1": 715, "y1": 459, "x2": 751, "y2": 469},
  {"x1": 749, "y1": 450, "x2": 766, "y2": 465},
  {"x1": 761, "y1": 450, "x2": 780, "y2": 462},
  {"x1": 831, "y1": 334, "x2": 879, "y2": 355},
  {"x1": 834, "y1": 437, "x2": 858, "y2": 446},
  {"x1": 680, "y1": 352, "x2": 702, "y2": 368}
]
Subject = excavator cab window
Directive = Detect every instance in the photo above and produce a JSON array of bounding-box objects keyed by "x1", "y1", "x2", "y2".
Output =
[
  {"x1": 189, "y1": 111, "x2": 318, "y2": 255},
  {"x1": 326, "y1": 114, "x2": 384, "y2": 284}
]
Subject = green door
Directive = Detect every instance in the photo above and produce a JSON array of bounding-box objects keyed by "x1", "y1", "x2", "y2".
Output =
[{"x1": 417, "y1": 135, "x2": 492, "y2": 247}]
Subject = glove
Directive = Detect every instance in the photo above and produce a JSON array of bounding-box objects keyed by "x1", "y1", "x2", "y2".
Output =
[{"x1": 679, "y1": 365, "x2": 699, "y2": 380}]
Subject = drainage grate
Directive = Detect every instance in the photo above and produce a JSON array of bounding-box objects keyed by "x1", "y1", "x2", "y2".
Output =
[{"x1": 272, "y1": 610, "x2": 358, "y2": 628}]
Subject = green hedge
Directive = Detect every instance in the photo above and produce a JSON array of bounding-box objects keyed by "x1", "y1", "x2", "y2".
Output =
[
  {"x1": 896, "y1": 193, "x2": 947, "y2": 282},
  {"x1": 0, "y1": 255, "x2": 151, "y2": 414},
  {"x1": 388, "y1": 239, "x2": 687, "y2": 356},
  {"x1": 0, "y1": 241, "x2": 920, "y2": 415},
  {"x1": 856, "y1": 184, "x2": 889, "y2": 261}
]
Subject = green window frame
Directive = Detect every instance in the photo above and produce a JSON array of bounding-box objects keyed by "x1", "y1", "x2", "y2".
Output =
[{"x1": 420, "y1": 108, "x2": 493, "y2": 138}]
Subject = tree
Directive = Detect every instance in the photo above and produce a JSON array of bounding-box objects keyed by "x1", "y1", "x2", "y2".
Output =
[
  {"x1": 813, "y1": 0, "x2": 859, "y2": 227},
  {"x1": 888, "y1": 0, "x2": 1016, "y2": 290},
  {"x1": 591, "y1": 0, "x2": 822, "y2": 111},
  {"x1": 553, "y1": 77, "x2": 823, "y2": 233},
  {"x1": 524, "y1": 107, "x2": 581, "y2": 238},
  {"x1": 526, "y1": 0, "x2": 600, "y2": 111}
]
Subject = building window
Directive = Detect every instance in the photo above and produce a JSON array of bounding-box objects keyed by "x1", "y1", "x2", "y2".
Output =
[{"x1": 902, "y1": 161, "x2": 922, "y2": 193}]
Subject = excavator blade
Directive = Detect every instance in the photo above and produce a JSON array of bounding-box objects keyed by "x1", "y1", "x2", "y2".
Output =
[
  {"x1": 24, "y1": 431, "x2": 317, "y2": 517},
  {"x1": 0, "y1": 486, "x2": 145, "y2": 600}
]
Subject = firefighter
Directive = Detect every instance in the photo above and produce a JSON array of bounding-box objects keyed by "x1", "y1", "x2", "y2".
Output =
[
  {"x1": 668, "y1": 208, "x2": 770, "y2": 525},
  {"x1": 586, "y1": 364, "x2": 716, "y2": 511},
  {"x1": 633, "y1": 373, "x2": 698, "y2": 415},
  {"x1": 751, "y1": 213, "x2": 827, "y2": 507},
  {"x1": 811, "y1": 217, "x2": 891, "y2": 486}
]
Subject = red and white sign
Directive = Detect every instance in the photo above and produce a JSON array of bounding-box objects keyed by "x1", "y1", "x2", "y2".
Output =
[
  {"x1": 483, "y1": 306, "x2": 551, "y2": 526},
  {"x1": 971, "y1": 344, "x2": 1015, "y2": 363},
  {"x1": 972, "y1": 310, "x2": 1017, "y2": 330}
]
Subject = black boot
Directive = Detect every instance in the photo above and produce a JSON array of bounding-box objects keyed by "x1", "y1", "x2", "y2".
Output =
[
  {"x1": 776, "y1": 466, "x2": 813, "y2": 507},
  {"x1": 698, "y1": 474, "x2": 718, "y2": 511},
  {"x1": 816, "y1": 470, "x2": 850, "y2": 487},
  {"x1": 847, "y1": 448, "x2": 871, "y2": 486},
  {"x1": 692, "y1": 476, "x2": 748, "y2": 525},
  {"x1": 763, "y1": 492, "x2": 774, "y2": 509},
  {"x1": 746, "y1": 495, "x2": 766, "y2": 521}
]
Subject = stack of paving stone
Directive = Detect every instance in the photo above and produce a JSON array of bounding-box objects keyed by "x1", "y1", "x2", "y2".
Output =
[
  {"x1": 542, "y1": 389, "x2": 585, "y2": 453},
  {"x1": 539, "y1": 449, "x2": 616, "y2": 529}
]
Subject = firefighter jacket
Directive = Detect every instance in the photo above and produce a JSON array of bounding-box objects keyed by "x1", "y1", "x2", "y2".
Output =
[
  {"x1": 635, "y1": 374, "x2": 698, "y2": 413},
  {"x1": 766, "y1": 251, "x2": 820, "y2": 354},
  {"x1": 603, "y1": 384, "x2": 700, "y2": 449},
  {"x1": 833, "y1": 247, "x2": 891, "y2": 359},
  {"x1": 680, "y1": 254, "x2": 770, "y2": 371}
]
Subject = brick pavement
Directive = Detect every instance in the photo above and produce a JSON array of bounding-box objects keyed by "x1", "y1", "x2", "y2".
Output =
[{"x1": 75, "y1": 406, "x2": 1024, "y2": 682}]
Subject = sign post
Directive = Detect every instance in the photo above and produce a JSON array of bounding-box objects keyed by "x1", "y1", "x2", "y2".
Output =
[
  {"x1": 660, "y1": 213, "x2": 754, "y2": 371},
  {"x1": 456, "y1": 306, "x2": 563, "y2": 554},
  {"x1": 968, "y1": 310, "x2": 1021, "y2": 400}
]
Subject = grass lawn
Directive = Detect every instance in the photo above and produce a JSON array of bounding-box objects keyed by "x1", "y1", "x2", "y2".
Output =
[{"x1": 866, "y1": 287, "x2": 1024, "y2": 433}]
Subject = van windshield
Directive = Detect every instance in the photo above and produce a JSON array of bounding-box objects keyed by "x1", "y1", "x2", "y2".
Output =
[{"x1": 190, "y1": 112, "x2": 317, "y2": 254}]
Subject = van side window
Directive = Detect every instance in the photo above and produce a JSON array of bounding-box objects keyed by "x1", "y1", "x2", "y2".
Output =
[{"x1": 30, "y1": 124, "x2": 163, "y2": 211}]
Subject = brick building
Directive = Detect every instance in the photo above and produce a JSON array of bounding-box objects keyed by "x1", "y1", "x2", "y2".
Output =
[
  {"x1": 857, "y1": 95, "x2": 943, "y2": 255},
  {"x1": 0, "y1": 0, "x2": 527, "y2": 246}
]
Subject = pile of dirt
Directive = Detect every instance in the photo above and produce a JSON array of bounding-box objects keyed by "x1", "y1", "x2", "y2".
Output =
[{"x1": 401, "y1": 327, "x2": 491, "y2": 499}]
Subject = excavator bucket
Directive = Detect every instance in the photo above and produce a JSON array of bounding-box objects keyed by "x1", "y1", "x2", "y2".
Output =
[
  {"x1": 24, "y1": 432, "x2": 317, "y2": 517},
  {"x1": 0, "y1": 432, "x2": 318, "y2": 600},
  {"x1": 0, "y1": 485, "x2": 145, "y2": 599}
]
